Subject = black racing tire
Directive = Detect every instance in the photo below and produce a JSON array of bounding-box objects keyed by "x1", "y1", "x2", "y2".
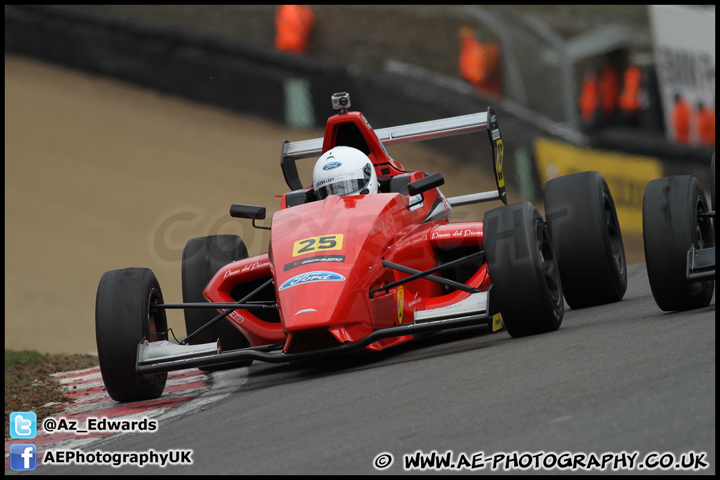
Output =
[
  {"x1": 642, "y1": 175, "x2": 714, "y2": 311},
  {"x1": 182, "y1": 235, "x2": 252, "y2": 369},
  {"x1": 95, "y1": 268, "x2": 168, "y2": 402},
  {"x1": 544, "y1": 171, "x2": 627, "y2": 309},
  {"x1": 711, "y1": 153, "x2": 715, "y2": 212},
  {"x1": 484, "y1": 202, "x2": 564, "y2": 338}
]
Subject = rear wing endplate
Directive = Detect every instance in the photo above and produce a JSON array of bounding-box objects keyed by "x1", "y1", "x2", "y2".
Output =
[{"x1": 281, "y1": 107, "x2": 506, "y2": 205}]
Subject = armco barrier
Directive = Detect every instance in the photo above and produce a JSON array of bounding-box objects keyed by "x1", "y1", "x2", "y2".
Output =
[
  {"x1": 5, "y1": 5, "x2": 713, "y2": 204},
  {"x1": 5, "y1": 5, "x2": 354, "y2": 128}
]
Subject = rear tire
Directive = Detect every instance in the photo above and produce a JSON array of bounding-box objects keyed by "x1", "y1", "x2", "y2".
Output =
[
  {"x1": 642, "y1": 175, "x2": 714, "y2": 311},
  {"x1": 544, "y1": 171, "x2": 627, "y2": 309},
  {"x1": 95, "y1": 268, "x2": 168, "y2": 402},
  {"x1": 484, "y1": 202, "x2": 563, "y2": 337},
  {"x1": 182, "y1": 235, "x2": 252, "y2": 369},
  {"x1": 711, "y1": 153, "x2": 715, "y2": 212}
]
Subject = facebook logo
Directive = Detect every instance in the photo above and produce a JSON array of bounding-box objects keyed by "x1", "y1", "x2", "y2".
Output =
[
  {"x1": 10, "y1": 411, "x2": 36, "y2": 439},
  {"x1": 10, "y1": 444, "x2": 37, "y2": 471}
]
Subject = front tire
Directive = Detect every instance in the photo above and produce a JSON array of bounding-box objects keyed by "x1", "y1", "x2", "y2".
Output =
[
  {"x1": 642, "y1": 175, "x2": 714, "y2": 311},
  {"x1": 484, "y1": 202, "x2": 563, "y2": 338},
  {"x1": 711, "y1": 153, "x2": 715, "y2": 212},
  {"x1": 182, "y1": 235, "x2": 252, "y2": 369},
  {"x1": 95, "y1": 268, "x2": 168, "y2": 402},
  {"x1": 544, "y1": 171, "x2": 627, "y2": 309}
]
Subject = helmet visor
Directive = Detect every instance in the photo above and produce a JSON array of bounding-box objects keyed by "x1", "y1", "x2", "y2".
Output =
[{"x1": 314, "y1": 165, "x2": 371, "y2": 199}]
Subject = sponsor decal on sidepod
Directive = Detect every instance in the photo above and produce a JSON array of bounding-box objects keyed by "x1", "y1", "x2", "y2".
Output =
[{"x1": 278, "y1": 271, "x2": 346, "y2": 290}]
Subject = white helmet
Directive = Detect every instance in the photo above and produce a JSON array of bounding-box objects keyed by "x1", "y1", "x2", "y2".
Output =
[{"x1": 312, "y1": 146, "x2": 378, "y2": 199}]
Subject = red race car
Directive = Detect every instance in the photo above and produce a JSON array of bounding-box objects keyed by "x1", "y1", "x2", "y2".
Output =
[{"x1": 96, "y1": 92, "x2": 627, "y2": 402}]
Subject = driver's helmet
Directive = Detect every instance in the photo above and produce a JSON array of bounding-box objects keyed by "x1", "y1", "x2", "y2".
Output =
[{"x1": 312, "y1": 146, "x2": 378, "y2": 199}]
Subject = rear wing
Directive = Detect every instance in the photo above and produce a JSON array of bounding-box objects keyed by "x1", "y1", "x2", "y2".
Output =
[{"x1": 280, "y1": 107, "x2": 506, "y2": 206}]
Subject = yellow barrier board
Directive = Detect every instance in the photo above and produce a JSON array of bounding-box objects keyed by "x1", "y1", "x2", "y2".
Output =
[{"x1": 534, "y1": 138, "x2": 663, "y2": 234}]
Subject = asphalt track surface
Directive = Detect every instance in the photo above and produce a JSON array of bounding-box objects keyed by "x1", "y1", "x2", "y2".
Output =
[
  {"x1": 6, "y1": 56, "x2": 714, "y2": 474},
  {"x1": 20, "y1": 264, "x2": 716, "y2": 475}
]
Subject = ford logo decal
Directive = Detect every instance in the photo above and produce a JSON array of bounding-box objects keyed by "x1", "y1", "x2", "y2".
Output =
[
  {"x1": 279, "y1": 271, "x2": 345, "y2": 290},
  {"x1": 323, "y1": 162, "x2": 342, "y2": 170}
]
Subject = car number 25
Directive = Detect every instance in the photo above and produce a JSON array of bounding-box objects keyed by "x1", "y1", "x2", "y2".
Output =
[{"x1": 292, "y1": 234, "x2": 344, "y2": 256}]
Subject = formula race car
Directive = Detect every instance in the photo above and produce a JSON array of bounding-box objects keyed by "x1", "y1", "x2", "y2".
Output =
[
  {"x1": 642, "y1": 152, "x2": 715, "y2": 311},
  {"x1": 95, "y1": 92, "x2": 627, "y2": 402}
]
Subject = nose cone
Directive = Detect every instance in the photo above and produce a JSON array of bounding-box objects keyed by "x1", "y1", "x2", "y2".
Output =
[
  {"x1": 278, "y1": 270, "x2": 368, "y2": 332},
  {"x1": 269, "y1": 193, "x2": 406, "y2": 346},
  {"x1": 277, "y1": 271, "x2": 375, "y2": 352}
]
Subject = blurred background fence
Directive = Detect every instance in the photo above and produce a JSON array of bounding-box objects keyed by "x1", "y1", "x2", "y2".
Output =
[{"x1": 5, "y1": 5, "x2": 714, "y2": 228}]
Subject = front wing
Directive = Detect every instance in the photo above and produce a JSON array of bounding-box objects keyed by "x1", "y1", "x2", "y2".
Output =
[{"x1": 136, "y1": 303, "x2": 499, "y2": 375}]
